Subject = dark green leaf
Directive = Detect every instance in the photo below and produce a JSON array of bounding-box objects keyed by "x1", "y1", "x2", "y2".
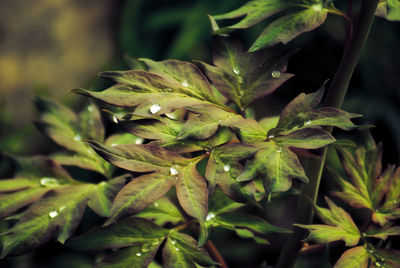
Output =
[
  {"x1": 136, "y1": 197, "x2": 185, "y2": 226},
  {"x1": 275, "y1": 128, "x2": 335, "y2": 149}
]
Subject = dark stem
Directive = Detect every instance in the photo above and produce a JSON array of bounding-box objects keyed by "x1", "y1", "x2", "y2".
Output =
[
  {"x1": 205, "y1": 240, "x2": 229, "y2": 268},
  {"x1": 276, "y1": 1, "x2": 379, "y2": 267}
]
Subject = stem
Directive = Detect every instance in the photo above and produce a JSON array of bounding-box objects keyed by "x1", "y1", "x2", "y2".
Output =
[
  {"x1": 205, "y1": 240, "x2": 229, "y2": 268},
  {"x1": 276, "y1": 1, "x2": 379, "y2": 267}
]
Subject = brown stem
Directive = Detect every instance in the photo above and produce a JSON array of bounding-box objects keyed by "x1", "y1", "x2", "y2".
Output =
[{"x1": 205, "y1": 240, "x2": 229, "y2": 268}]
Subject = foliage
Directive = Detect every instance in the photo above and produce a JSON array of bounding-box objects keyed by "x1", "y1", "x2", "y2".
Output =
[{"x1": 1, "y1": 0, "x2": 400, "y2": 267}]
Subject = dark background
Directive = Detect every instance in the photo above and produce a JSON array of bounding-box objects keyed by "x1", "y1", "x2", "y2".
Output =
[{"x1": 0, "y1": 0, "x2": 399, "y2": 267}]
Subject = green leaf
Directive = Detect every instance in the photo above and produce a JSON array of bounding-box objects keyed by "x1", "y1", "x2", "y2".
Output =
[
  {"x1": 274, "y1": 128, "x2": 335, "y2": 149},
  {"x1": 136, "y1": 197, "x2": 185, "y2": 226},
  {"x1": 205, "y1": 143, "x2": 258, "y2": 203},
  {"x1": 196, "y1": 37, "x2": 295, "y2": 108},
  {"x1": 234, "y1": 228, "x2": 269, "y2": 245},
  {"x1": 87, "y1": 141, "x2": 190, "y2": 173},
  {"x1": 176, "y1": 161, "x2": 208, "y2": 224},
  {"x1": 97, "y1": 244, "x2": 160, "y2": 268},
  {"x1": 334, "y1": 246, "x2": 369, "y2": 268},
  {"x1": 374, "y1": 248, "x2": 400, "y2": 267},
  {"x1": 376, "y1": 0, "x2": 400, "y2": 21},
  {"x1": 364, "y1": 225, "x2": 400, "y2": 240},
  {"x1": 296, "y1": 197, "x2": 360, "y2": 246},
  {"x1": 177, "y1": 105, "x2": 242, "y2": 140},
  {"x1": 163, "y1": 232, "x2": 218, "y2": 268},
  {"x1": 66, "y1": 217, "x2": 168, "y2": 250},
  {"x1": 237, "y1": 141, "x2": 308, "y2": 195},
  {"x1": 106, "y1": 172, "x2": 177, "y2": 224},
  {"x1": 249, "y1": 7, "x2": 327, "y2": 51}
]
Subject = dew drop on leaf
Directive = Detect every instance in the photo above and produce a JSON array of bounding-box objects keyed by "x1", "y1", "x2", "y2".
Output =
[
  {"x1": 111, "y1": 143, "x2": 118, "y2": 147},
  {"x1": 233, "y1": 67, "x2": 240, "y2": 75},
  {"x1": 73, "y1": 134, "x2": 82, "y2": 141},
  {"x1": 150, "y1": 103, "x2": 161, "y2": 114},
  {"x1": 181, "y1": 80, "x2": 189, "y2": 87},
  {"x1": 171, "y1": 240, "x2": 176, "y2": 245},
  {"x1": 154, "y1": 202, "x2": 159, "y2": 207},
  {"x1": 276, "y1": 147, "x2": 283, "y2": 153},
  {"x1": 49, "y1": 210, "x2": 59, "y2": 219},
  {"x1": 271, "y1": 70, "x2": 281, "y2": 79},
  {"x1": 112, "y1": 115, "x2": 118, "y2": 124},
  {"x1": 87, "y1": 105, "x2": 95, "y2": 112},
  {"x1": 40, "y1": 177, "x2": 60, "y2": 187},
  {"x1": 206, "y1": 212, "x2": 215, "y2": 221},
  {"x1": 141, "y1": 244, "x2": 151, "y2": 253},
  {"x1": 223, "y1": 165, "x2": 231, "y2": 172},
  {"x1": 304, "y1": 120, "x2": 312, "y2": 126},
  {"x1": 374, "y1": 261, "x2": 383, "y2": 267},
  {"x1": 268, "y1": 135, "x2": 274, "y2": 139},
  {"x1": 174, "y1": 247, "x2": 180, "y2": 251},
  {"x1": 170, "y1": 167, "x2": 179, "y2": 176},
  {"x1": 136, "y1": 252, "x2": 142, "y2": 257},
  {"x1": 59, "y1": 205, "x2": 67, "y2": 212},
  {"x1": 135, "y1": 137, "x2": 144, "y2": 144},
  {"x1": 312, "y1": 3, "x2": 323, "y2": 12}
]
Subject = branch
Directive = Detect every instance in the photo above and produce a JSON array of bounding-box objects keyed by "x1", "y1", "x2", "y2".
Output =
[{"x1": 205, "y1": 240, "x2": 229, "y2": 268}]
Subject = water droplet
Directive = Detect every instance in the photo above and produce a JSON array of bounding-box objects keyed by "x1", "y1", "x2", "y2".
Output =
[
  {"x1": 268, "y1": 135, "x2": 274, "y2": 139},
  {"x1": 181, "y1": 80, "x2": 189, "y2": 87},
  {"x1": 368, "y1": 249, "x2": 374, "y2": 254},
  {"x1": 271, "y1": 70, "x2": 281, "y2": 79},
  {"x1": 59, "y1": 205, "x2": 67, "y2": 212},
  {"x1": 49, "y1": 210, "x2": 59, "y2": 218},
  {"x1": 312, "y1": 4, "x2": 323, "y2": 12},
  {"x1": 154, "y1": 202, "x2": 159, "y2": 207},
  {"x1": 206, "y1": 212, "x2": 216, "y2": 221},
  {"x1": 166, "y1": 112, "x2": 177, "y2": 120},
  {"x1": 223, "y1": 165, "x2": 230, "y2": 172},
  {"x1": 174, "y1": 247, "x2": 180, "y2": 251},
  {"x1": 170, "y1": 167, "x2": 179, "y2": 176},
  {"x1": 374, "y1": 261, "x2": 383, "y2": 267},
  {"x1": 73, "y1": 134, "x2": 82, "y2": 141},
  {"x1": 171, "y1": 240, "x2": 176, "y2": 245},
  {"x1": 233, "y1": 67, "x2": 240, "y2": 75},
  {"x1": 112, "y1": 115, "x2": 118, "y2": 124},
  {"x1": 304, "y1": 120, "x2": 312, "y2": 126},
  {"x1": 149, "y1": 103, "x2": 161, "y2": 114},
  {"x1": 393, "y1": 200, "x2": 398, "y2": 204},
  {"x1": 136, "y1": 252, "x2": 142, "y2": 257},
  {"x1": 111, "y1": 143, "x2": 118, "y2": 147},
  {"x1": 40, "y1": 177, "x2": 60, "y2": 187},
  {"x1": 87, "y1": 105, "x2": 95, "y2": 112},
  {"x1": 276, "y1": 147, "x2": 283, "y2": 153},
  {"x1": 135, "y1": 137, "x2": 144, "y2": 144},
  {"x1": 141, "y1": 244, "x2": 151, "y2": 253}
]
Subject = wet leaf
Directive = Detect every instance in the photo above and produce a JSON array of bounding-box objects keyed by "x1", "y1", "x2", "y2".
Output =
[{"x1": 334, "y1": 246, "x2": 369, "y2": 268}]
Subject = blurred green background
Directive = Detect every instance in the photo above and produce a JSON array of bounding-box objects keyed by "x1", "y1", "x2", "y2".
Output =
[{"x1": 0, "y1": 0, "x2": 399, "y2": 267}]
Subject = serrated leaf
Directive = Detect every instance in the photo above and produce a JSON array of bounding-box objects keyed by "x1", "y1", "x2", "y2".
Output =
[
  {"x1": 296, "y1": 197, "x2": 360, "y2": 246},
  {"x1": 136, "y1": 197, "x2": 185, "y2": 226},
  {"x1": 205, "y1": 143, "x2": 258, "y2": 203},
  {"x1": 176, "y1": 161, "x2": 208, "y2": 224},
  {"x1": 364, "y1": 225, "x2": 400, "y2": 240},
  {"x1": 87, "y1": 141, "x2": 190, "y2": 173},
  {"x1": 249, "y1": 7, "x2": 327, "y2": 51},
  {"x1": 235, "y1": 118, "x2": 267, "y2": 144},
  {"x1": 237, "y1": 141, "x2": 308, "y2": 195},
  {"x1": 334, "y1": 246, "x2": 369, "y2": 268},
  {"x1": 196, "y1": 37, "x2": 295, "y2": 108},
  {"x1": 208, "y1": 188, "x2": 244, "y2": 215},
  {"x1": 163, "y1": 232, "x2": 218, "y2": 267},
  {"x1": 376, "y1": 0, "x2": 400, "y2": 21},
  {"x1": 66, "y1": 217, "x2": 168, "y2": 251},
  {"x1": 106, "y1": 172, "x2": 176, "y2": 225}
]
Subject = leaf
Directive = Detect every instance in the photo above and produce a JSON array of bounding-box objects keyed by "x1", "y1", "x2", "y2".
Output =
[
  {"x1": 87, "y1": 141, "x2": 190, "y2": 173},
  {"x1": 374, "y1": 248, "x2": 400, "y2": 267},
  {"x1": 249, "y1": 7, "x2": 327, "y2": 51},
  {"x1": 106, "y1": 172, "x2": 177, "y2": 225},
  {"x1": 237, "y1": 141, "x2": 308, "y2": 195},
  {"x1": 196, "y1": 37, "x2": 295, "y2": 108},
  {"x1": 177, "y1": 105, "x2": 242, "y2": 140},
  {"x1": 176, "y1": 162, "x2": 208, "y2": 224},
  {"x1": 334, "y1": 246, "x2": 369, "y2": 268},
  {"x1": 376, "y1": 0, "x2": 400, "y2": 21},
  {"x1": 97, "y1": 244, "x2": 160, "y2": 268},
  {"x1": 205, "y1": 143, "x2": 258, "y2": 203},
  {"x1": 296, "y1": 197, "x2": 360, "y2": 246},
  {"x1": 234, "y1": 228, "x2": 269, "y2": 245},
  {"x1": 34, "y1": 97, "x2": 112, "y2": 176},
  {"x1": 211, "y1": 0, "x2": 334, "y2": 51},
  {"x1": 274, "y1": 128, "x2": 335, "y2": 149},
  {"x1": 136, "y1": 197, "x2": 185, "y2": 226},
  {"x1": 268, "y1": 85, "x2": 360, "y2": 136},
  {"x1": 66, "y1": 217, "x2": 168, "y2": 251},
  {"x1": 162, "y1": 232, "x2": 218, "y2": 268}
]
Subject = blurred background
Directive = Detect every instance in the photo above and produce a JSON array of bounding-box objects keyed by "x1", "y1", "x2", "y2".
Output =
[{"x1": 0, "y1": 0, "x2": 399, "y2": 267}]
